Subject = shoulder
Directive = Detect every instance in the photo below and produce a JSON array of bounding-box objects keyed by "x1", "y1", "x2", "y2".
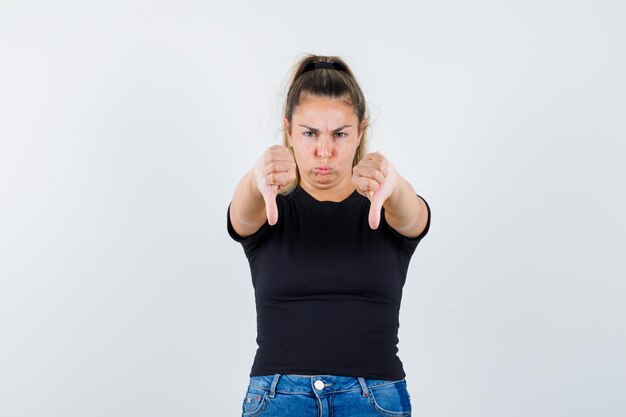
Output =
[{"x1": 380, "y1": 194, "x2": 431, "y2": 254}]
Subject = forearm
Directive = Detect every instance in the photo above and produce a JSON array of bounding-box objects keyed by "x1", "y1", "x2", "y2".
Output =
[
  {"x1": 229, "y1": 169, "x2": 267, "y2": 237},
  {"x1": 382, "y1": 175, "x2": 428, "y2": 238}
]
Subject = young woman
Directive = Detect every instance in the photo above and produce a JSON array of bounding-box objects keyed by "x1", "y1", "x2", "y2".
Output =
[{"x1": 228, "y1": 54, "x2": 431, "y2": 417}]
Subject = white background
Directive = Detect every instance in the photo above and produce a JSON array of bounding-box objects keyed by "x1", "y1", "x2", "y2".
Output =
[{"x1": 1, "y1": 1, "x2": 625, "y2": 416}]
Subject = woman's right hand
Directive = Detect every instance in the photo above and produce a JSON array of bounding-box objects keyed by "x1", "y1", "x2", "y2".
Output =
[{"x1": 254, "y1": 145, "x2": 297, "y2": 225}]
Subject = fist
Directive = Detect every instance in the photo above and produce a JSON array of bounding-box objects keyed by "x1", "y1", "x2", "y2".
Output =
[
  {"x1": 352, "y1": 151, "x2": 398, "y2": 229},
  {"x1": 254, "y1": 145, "x2": 297, "y2": 225}
]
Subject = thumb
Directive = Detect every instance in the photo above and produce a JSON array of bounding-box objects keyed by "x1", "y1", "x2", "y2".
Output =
[
  {"x1": 262, "y1": 186, "x2": 279, "y2": 226},
  {"x1": 368, "y1": 193, "x2": 384, "y2": 230}
]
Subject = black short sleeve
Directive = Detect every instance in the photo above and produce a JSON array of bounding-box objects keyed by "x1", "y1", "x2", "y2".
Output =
[
  {"x1": 226, "y1": 202, "x2": 272, "y2": 255},
  {"x1": 381, "y1": 194, "x2": 431, "y2": 255}
]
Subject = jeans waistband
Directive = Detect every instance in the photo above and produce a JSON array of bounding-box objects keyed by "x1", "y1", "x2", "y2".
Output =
[{"x1": 248, "y1": 374, "x2": 405, "y2": 399}]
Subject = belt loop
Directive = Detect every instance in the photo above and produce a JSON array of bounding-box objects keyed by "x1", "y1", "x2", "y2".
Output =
[
  {"x1": 357, "y1": 377, "x2": 370, "y2": 397},
  {"x1": 268, "y1": 374, "x2": 281, "y2": 399}
]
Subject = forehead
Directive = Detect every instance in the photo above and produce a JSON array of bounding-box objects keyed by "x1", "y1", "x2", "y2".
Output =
[{"x1": 293, "y1": 96, "x2": 357, "y2": 124}]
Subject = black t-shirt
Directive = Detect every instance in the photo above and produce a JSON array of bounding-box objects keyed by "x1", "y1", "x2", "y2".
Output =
[{"x1": 227, "y1": 185, "x2": 431, "y2": 380}]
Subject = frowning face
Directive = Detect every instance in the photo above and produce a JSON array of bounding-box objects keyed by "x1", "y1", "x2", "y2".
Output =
[{"x1": 285, "y1": 95, "x2": 365, "y2": 200}]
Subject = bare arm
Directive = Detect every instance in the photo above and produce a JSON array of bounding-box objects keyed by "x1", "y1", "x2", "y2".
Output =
[
  {"x1": 229, "y1": 168, "x2": 267, "y2": 238},
  {"x1": 382, "y1": 175, "x2": 429, "y2": 238}
]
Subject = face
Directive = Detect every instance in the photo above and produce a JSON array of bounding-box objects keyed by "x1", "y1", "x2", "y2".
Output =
[{"x1": 285, "y1": 95, "x2": 366, "y2": 197}]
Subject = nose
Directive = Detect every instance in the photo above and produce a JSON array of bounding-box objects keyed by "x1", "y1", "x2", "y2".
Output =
[{"x1": 317, "y1": 136, "x2": 332, "y2": 158}]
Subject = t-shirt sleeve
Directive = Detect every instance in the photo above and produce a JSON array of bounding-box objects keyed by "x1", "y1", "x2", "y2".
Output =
[
  {"x1": 226, "y1": 202, "x2": 272, "y2": 254},
  {"x1": 381, "y1": 194, "x2": 431, "y2": 255}
]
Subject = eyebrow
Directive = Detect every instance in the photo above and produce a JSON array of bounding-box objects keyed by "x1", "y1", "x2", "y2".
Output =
[{"x1": 298, "y1": 124, "x2": 352, "y2": 132}]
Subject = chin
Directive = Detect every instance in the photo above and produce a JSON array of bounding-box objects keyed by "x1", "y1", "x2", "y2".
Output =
[{"x1": 309, "y1": 174, "x2": 334, "y2": 187}]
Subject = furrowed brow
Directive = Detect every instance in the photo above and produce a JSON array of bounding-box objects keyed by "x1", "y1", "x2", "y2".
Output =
[{"x1": 298, "y1": 124, "x2": 352, "y2": 132}]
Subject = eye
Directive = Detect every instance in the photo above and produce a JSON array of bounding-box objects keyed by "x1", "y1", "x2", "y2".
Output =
[
  {"x1": 303, "y1": 131, "x2": 317, "y2": 138},
  {"x1": 335, "y1": 132, "x2": 347, "y2": 138}
]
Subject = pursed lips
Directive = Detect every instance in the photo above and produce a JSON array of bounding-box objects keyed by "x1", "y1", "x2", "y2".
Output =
[{"x1": 314, "y1": 167, "x2": 333, "y2": 175}]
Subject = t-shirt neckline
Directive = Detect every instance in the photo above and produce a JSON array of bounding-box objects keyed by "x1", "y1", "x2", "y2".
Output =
[{"x1": 294, "y1": 185, "x2": 361, "y2": 205}]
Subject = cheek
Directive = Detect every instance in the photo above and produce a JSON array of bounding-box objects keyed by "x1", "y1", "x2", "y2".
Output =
[
  {"x1": 291, "y1": 147, "x2": 313, "y2": 166},
  {"x1": 338, "y1": 141, "x2": 359, "y2": 158},
  {"x1": 295, "y1": 143, "x2": 318, "y2": 157}
]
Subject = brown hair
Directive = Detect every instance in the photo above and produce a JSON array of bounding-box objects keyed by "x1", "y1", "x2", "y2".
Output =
[{"x1": 281, "y1": 53, "x2": 370, "y2": 194}]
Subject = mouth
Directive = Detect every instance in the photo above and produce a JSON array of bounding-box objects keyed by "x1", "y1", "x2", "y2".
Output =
[{"x1": 314, "y1": 167, "x2": 333, "y2": 175}]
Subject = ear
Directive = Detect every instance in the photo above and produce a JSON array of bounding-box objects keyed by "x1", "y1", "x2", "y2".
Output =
[
  {"x1": 358, "y1": 118, "x2": 368, "y2": 144},
  {"x1": 284, "y1": 117, "x2": 292, "y2": 145}
]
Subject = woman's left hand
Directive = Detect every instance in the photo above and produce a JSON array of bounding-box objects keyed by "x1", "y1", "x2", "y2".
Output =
[{"x1": 352, "y1": 151, "x2": 398, "y2": 230}]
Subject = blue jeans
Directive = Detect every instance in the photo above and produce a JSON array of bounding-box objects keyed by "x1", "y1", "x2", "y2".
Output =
[{"x1": 241, "y1": 374, "x2": 412, "y2": 417}]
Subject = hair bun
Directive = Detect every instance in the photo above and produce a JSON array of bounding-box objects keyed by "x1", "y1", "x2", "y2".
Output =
[{"x1": 302, "y1": 61, "x2": 346, "y2": 74}]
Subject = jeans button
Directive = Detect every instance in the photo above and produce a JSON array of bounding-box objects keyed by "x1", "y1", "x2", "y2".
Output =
[{"x1": 314, "y1": 380, "x2": 325, "y2": 390}]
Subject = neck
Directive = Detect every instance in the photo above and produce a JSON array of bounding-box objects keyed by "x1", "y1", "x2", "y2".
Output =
[{"x1": 299, "y1": 180, "x2": 356, "y2": 202}]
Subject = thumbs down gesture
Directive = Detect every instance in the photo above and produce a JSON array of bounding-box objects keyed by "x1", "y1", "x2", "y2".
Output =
[{"x1": 352, "y1": 151, "x2": 399, "y2": 230}]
